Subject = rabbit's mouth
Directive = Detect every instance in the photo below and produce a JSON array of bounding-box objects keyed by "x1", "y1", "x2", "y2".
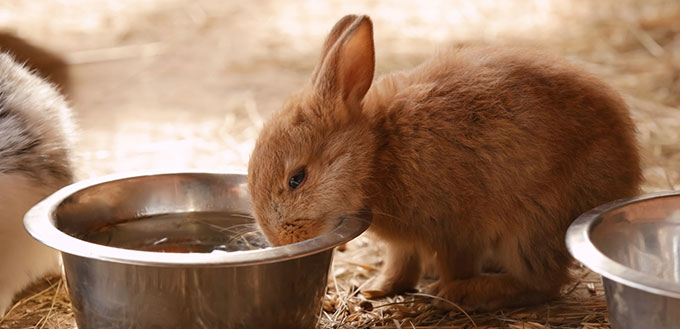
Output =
[
  {"x1": 272, "y1": 217, "x2": 325, "y2": 246},
  {"x1": 268, "y1": 209, "x2": 372, "y2": 246}
]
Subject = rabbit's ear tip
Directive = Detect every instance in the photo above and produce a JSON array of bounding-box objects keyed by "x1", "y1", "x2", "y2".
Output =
[
  {"x1": 337, "y1": 14, "x2": 372, "y2": 26},
  {"x1": 339, "y1": 14, "x2": 360, "y2": 20},
  {"x1": 354, "y1": 16, "x2": 374, "y2": 34}
]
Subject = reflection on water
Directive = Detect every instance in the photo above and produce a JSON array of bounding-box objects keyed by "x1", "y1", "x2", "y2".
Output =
[{"x1": 79, "y1": 212, "x2": 270, "y2": 253}]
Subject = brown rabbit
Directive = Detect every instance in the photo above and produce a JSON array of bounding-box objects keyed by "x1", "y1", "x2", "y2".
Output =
[{"x1": 247, "y1": 15, "x2": 642, "y2": 311}]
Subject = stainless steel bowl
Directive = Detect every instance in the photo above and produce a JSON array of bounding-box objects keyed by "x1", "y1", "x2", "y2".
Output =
[
  {"x1": 566, "y1": 191, "x2": 680, "y2": 329},
  {"x1": 24, "y1": 172, "x2": 370, "y2": 329}
]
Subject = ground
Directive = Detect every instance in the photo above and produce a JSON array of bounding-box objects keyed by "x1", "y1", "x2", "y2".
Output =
[{"x1": 0, "y1": 0, "x2": 678, "y2": 328}]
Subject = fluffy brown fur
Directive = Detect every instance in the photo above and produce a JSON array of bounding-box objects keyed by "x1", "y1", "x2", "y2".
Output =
[{"x1": 248, "y1": 15, "x2": 642, "y2": 311}]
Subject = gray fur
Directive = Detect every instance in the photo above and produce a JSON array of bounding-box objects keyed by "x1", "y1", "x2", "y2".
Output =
[
  {"x1": 0, "y1": 53, "x2": 74, "y2": 185},
  {"x1": 0, "y1": 52, "x2": 75, "y2": 314}
]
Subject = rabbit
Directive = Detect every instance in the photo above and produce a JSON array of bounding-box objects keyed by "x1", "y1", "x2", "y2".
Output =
[
  {"x1": 0, "y1": 52, "x2": 75, "y2": 315},
  {"x1": 247, "y1": 15, "x2": 642, "y2": 311}
]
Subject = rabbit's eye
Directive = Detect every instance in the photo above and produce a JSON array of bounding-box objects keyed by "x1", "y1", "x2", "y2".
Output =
[{"x1": 288, "y1": 167, "x2": 306, "y2": 190}]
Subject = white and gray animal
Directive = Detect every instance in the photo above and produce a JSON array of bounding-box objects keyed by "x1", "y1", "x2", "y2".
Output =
[{"x1": 0, "y1": 52, "x2": 75, "y2": 314}]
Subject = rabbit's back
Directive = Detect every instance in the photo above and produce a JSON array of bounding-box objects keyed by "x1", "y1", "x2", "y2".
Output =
[{"x1": 365, "y1": 45, "x2": 641, "y2": 239}]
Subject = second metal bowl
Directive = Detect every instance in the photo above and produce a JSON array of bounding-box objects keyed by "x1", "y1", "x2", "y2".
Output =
[{"x1": 566, "y1": 191, "x2": 680, "y2": 329}]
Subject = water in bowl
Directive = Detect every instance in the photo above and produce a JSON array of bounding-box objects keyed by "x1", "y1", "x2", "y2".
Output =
[{"x1": 79, "y1": 212, "x2": 270, "y2": 253}]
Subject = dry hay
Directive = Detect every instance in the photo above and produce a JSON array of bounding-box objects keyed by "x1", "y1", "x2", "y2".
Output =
[
  {"x1": 321, "y1": 238, "x2": 608, "y2": 329},
  {"x1": 0, "y1": 242, "x2": 608, "y2": 329},
  {"x1": 0, "y1": 276, "x2": 74, "y2": 329},
  {"x1": 1, "y1": 0, "x2": 679, "y2": 328}
]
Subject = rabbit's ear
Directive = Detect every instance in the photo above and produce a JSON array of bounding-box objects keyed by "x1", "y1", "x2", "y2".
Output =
[
  {"x1": 313, "y1": 15, "x2": 375, "y2": 113},
  {"x1": 311, "y1": 15, "x2": 358, "y2": 82}
]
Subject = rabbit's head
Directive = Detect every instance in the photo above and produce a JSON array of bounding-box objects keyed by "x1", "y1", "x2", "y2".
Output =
[{"x1": 248, "y1": 15, "x2": 376, "y2": 246}]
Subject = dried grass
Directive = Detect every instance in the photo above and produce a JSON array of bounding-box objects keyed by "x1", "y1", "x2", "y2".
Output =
[
  {"x1": 320, "y1": 238, "x2": 609, "y2": 329},
  {"x1": 0, "y1": 276, "x2": 74, "y2": 329}
]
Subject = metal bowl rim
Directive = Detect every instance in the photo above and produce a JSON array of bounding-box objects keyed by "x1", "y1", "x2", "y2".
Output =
[
  {"x1": 24, "y1": 170, "x2": 371, "y2": 267},
  {"x1": 566, "y1": 190, "x2": 680, "y2": 298}
]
